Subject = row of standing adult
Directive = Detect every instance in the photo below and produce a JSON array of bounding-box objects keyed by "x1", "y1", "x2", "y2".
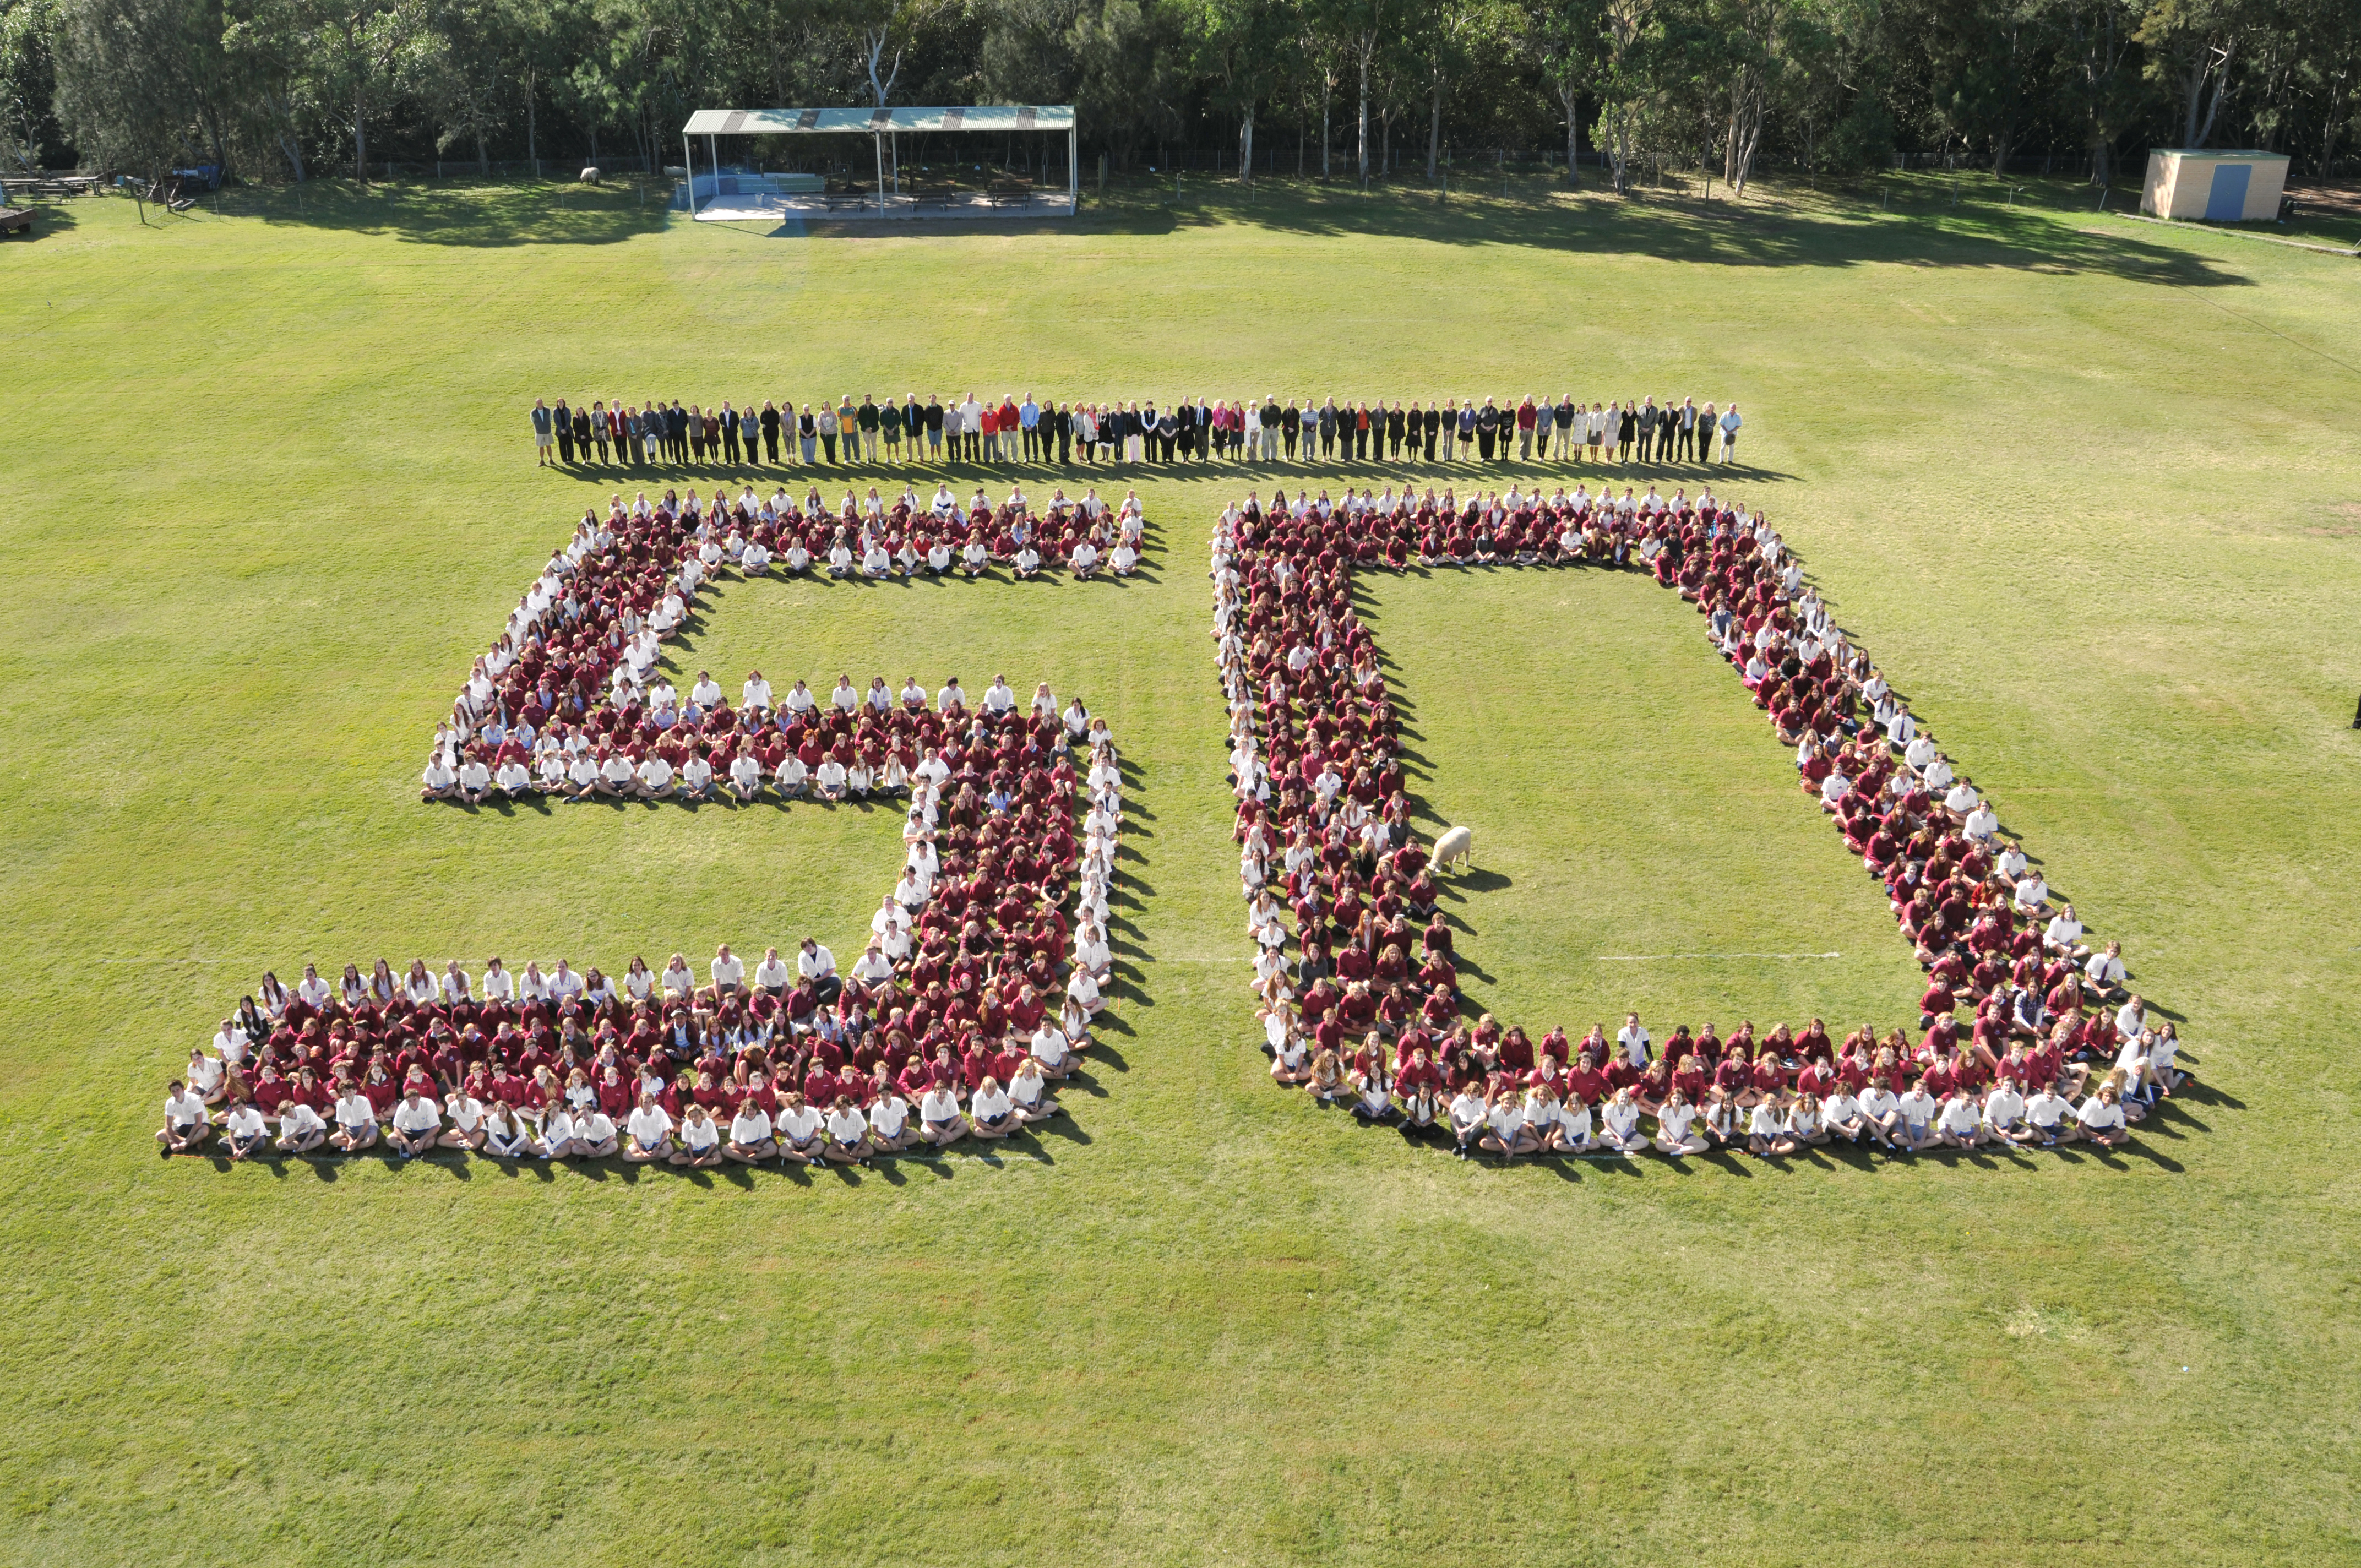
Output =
[{"x1": 530, "y1": 394, "x2": 1748, "y2": 470}]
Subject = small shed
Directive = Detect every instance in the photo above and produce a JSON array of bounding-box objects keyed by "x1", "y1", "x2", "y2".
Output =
[{"x1": 2141, "y1": 149, "x2": 2289, "y2": 222}]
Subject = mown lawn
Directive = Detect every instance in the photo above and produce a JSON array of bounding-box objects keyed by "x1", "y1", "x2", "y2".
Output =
[{"x1": 2, "y1": 176, "x2": 2357, "y2": 1566}]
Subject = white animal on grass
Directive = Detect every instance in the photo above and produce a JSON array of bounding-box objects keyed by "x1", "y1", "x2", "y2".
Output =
[
  {"x1": 579, "y1": 166, "x2": 602, "y2": 185},
  {"x1": 1432, "y1": 825, "x2": 1474, "y2": 871}
]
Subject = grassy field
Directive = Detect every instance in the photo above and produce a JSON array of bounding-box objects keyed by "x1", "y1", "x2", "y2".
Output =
[{"x1": 4, "y1": 173, "x2": 2359, "y2": 1566}]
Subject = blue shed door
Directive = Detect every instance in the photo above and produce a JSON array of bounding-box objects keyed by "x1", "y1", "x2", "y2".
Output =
[{"x1": 2205, "y1": 162, "x2": 2251, "y2": 221}]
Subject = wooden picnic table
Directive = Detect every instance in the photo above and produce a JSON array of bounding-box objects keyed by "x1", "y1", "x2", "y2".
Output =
[
  {"x1": 0, "y1": 206, "x2": 33, "y2": 236},
  {"x1": 985, "y1": 179, "x2": 1034, "y2": 208}
]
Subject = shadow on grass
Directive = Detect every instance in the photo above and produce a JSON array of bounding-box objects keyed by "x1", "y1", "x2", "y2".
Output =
[{"x1": 1150, "y1": 179, "x2": 2253, "y2": 290}]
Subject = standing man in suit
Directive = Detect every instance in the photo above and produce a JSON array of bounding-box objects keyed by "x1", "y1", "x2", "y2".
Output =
[{"x1": 1636, "y1": 397, "x2": 1660, "y2": 462}]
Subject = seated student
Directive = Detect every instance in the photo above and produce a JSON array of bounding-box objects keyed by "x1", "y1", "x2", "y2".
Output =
[
  {"x1": 634, "y1": 753, "x2": 675, "y2": 801},
  {"x1": 1446, "y1": 1082, "x2": 1490, "y2": 1159},
  {"x1": 679, "y1": 751, "x2": 716, "y2": 803},
  {"x1": 2083, "y1": 940, "x2": 2128, "y2": 1000},
  {"x1": 159, "y1": 1076, "x2": 215, "y2": 1152},
  {"x1": 774, "y1": 1092, "x2": 825, "y2": 1164},
  {"x1": 1599, "y1": 1086, "x2": 1650, "y2": 1155},
  {"x1": 917, "y1": 1084, "x2": 967, "y2": 1149},
  {"x1": 1693, "y1": 1085, "x2": 1739, "y2": 1148},
  {"x1": 453, "y1": 755, "x2": 493, "y2": 804},
  {"x1": 2023, "y1": 1081, "x2": 2073, "y2": 1147},
  {"x1": 421, "y1": 753, "x2": 461, "y2": 803},
  {"x1": 969, "y1": 1076, "x2": 1018, "y2": 1140},
  {"x1": 1860, "y1": 1076, "x2": 1898, "y2": 1152},
  {"x1": 672, "y1": 1103, "x2": 726, "y2": 1168},
  {"x1": 1928, "y1": 1090, "x2": 1984, "y2": 1150},
  {"x1": 1982, "y1": 1078, "x2": 2033, "y2": 1146},
  {"x1": 867, "y1": 1087, "x2": 920, "y2": 1152},
  {"x1": 439, "y1": 1088, "x2": 488, "y2": 1152},
  {"x1": 724, "y1": 1099, "x2": 777, "y2": 1164},
  {"x1": 1007, "y1": 1059, "x2": 1058, "y2": 1125},
  {"x1": 481, "y1": 1102, "x2": 535, "y2": 1159},
  {"x1": 575, "y1": 1103, "x2": 623, "y2": 1160},
  {"x1": 1819, "y1": 1085, "x2": 1869, "y2": 1146},
  {"x1": 537, "y1": 1104, "x2": 583, "y2": 1161},
  {"x1": 1350, "y1": 1051, "x2": 1398, "y2": 1124},
  {"x1": 562, "y1": 750, "x2": 601, "y2": 802},
  {"x1": 1396, "y1": 1053, "x2": 1441, "y2": 1135},
  {"x1": 221, "y1": 1101, "x2": 272, "y2": 1161},
  {"x1": 813, "y1": 755, "x2": 849, "y2": 803},
  {"x1": 387, "y1": 1089, "x2": 442, "y2": 1158},
  {"x1": 1305, "y1": 1047, "x2": 1347, "y2": 1106},
  {"x1": 2069, "y1": 1080, "x2": 2132, "y2": 1148},
  {"x1": 726, "y1": 748, "x2": 765, "y2": 804},
  {"x1": 1546, "y1": 1090, "x2": 1597, "y2": 1155},
  {"x1": 1011, "y1": 541, "x2": 1043, "y2": 581},
  {"x1": 328, "y1": 1083, "x2": 379, "y2": 1153},
  {"x1": 1891, "y1": 1078, "x2": 1940, "y2": 1152},
  {"x1": 1472, "y1": 1086, "x2": 1534, "y2": 1159},
  {"x1": 1267, "y1": 1012, "x2": 1312, "y2": 1086},
  {"x1": 1771, "y1": 1091, "x2": 1826, "y2": 1154},
  {"x1": 1655, "y1": 1088, "x2": 1710, "y2": 1156},
  {"x1": 623, "y1": 1093, "x2": 675, "y2": 1163},
  {"x1": 820, "y1": 1097, "x2": 874, "y2": 1165},
  {"x1": 275, "y1": 1097, "x2": 328, "y2": 1155}
]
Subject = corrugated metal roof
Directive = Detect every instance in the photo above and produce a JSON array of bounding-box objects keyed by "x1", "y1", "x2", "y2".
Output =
[{"x1": 683, "y1": 106, "x2": 1074, "y2": 136}]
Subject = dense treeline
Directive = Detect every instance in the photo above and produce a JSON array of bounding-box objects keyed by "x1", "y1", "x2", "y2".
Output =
[{"x1": 4, "y1": 0, "x2": 2358, "y2": 192}]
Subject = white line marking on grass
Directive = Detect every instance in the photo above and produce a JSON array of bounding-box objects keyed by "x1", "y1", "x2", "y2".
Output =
[{"x1": 1590, "y1": 952, "x2": 1844, "y2": 961}]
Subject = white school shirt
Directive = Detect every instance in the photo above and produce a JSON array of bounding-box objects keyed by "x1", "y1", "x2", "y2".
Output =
[
  {"x1": 1659, "y1": 1101, "x2": 1697, "y2": 1139},
  {"x1": 627, "y1": 1106, "x2": 674, "y2": 1148},
  {"x1": 165, "y1": 1090, "x2": 208, "y2": 1128},
  {"x1": 919, "y1": 1088, "x2": 961, "y2": 1125},
  {"x1": 972, "y1": 1086, "x2": 1013, "y2": 1120},
  {"x1": 1558, "y1": 1101, "x2": 1593, "y2": 1140},
  {"x1": 2076, "y1": 1097, "x2": 2125, "y2": 1132},
  {"x1": 445, "y1": 1095, "x2": 486, "y2": 1133},
  {"x1": 1031, "y1": 1025, "x2": 1069, "y2": 1067},
  {"x1": 578, "y1": 1112, "x2": 617, "y2": 1144},
  {"x1": 1616, "y1": 1025, "x2": 1651, "y2": 1067},
  {"x1": 541, "y1": 1108, "x2": 579, "y2": 1144},
  {"x1": 1897, "y1": 1088, "x2": 1937, "y2": 1128},
  {"x1": 681, "y1": 1114, "x2": 721, "y2": 1152},
  {"x1": 2025, "y1": 1091, "x2": 2068, "y2": 1128},
  {"x1": 797, "y1": 944, "x2": 836, "y2": 979},
  {"x1": 2046, "y1": 914, "x2": 2083, "y2": 948},
  {"x1": 710, "y1": 952, "x2": 746, "y2": 989},
  {"x1": 1936, "y1": 1097, "x2": 1979, "y2": 1134},
  {"x1": 391, "y1": 1098, "x2": 441, "y2": 1134},
  {"x1": 334, "y1": 1093, "x2": 376, "y2": 1130},
  {"x1": 1859, "y1": 1086, "x2": 1899, "y2": 1120},
  {"x1": 224, "y1": 1106, "x2": 268, "y2": 1140},
  {"x1": 189, "y1": 1054, "x2": 225, "y2": 1093},
  {"x1": 280, "y1": 1103, "x2": 325, "y2": 1136},
  {"x1": 731, "y1": 1107, "x2": 774, "y2": 1144},
  {"x1": 1602, "y1": 1099, "x2": 1640, "y2": 1137},
  {"x1": 752, "y1": 956, "x2": 791, "y2": 990},
  {"x1": 1823, "y1": 1090, "x2": 1861, "y2": 1123},
  {"x1": 869, "y1": 1096, "x2": 910, "y2": 1137},
  {"x1": 1748, "y1": 1103, "x2": 1782, "y2": 1137},
  {"x1": 2086, "y1": 951, "x2": 2126, "y2": 986},
  {"x1": 825, "y1": 1107, "x2": 868, "y2": 1144},
  {"x1": 1984, "y1": 1085, "x2": 2026, "y2": 1127},
  {"x1": 1448, "y1": 1091, "x2": 1487, "y2": 1131},
  {"x1": 777, "y1": 1104, "x2": 824, "y2": 1142}
]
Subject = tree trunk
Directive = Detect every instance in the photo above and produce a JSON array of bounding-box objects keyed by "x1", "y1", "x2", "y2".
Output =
[
  {"x1": 1559, "y1": 83, "x2": 1580, "y2": 186},
  {"x1": 525, "y1": 74, "x2": 537, "y2": 166},
  {"x1": 355, "y1": 89, "x2": 368, "y2": 186},
  {"x1": 1356, "y1": 33, "x2": 1371, "y2": 185},
  {"x1": 1239, "y1": 104, "x2": 1254, "y2": 185},
  {"x1": 1427, "y1": 73, "x2": 1441, "y2": 181},
  {"x1": 1321, "y1": 78, "x2": 1330, "y2": 177}
]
